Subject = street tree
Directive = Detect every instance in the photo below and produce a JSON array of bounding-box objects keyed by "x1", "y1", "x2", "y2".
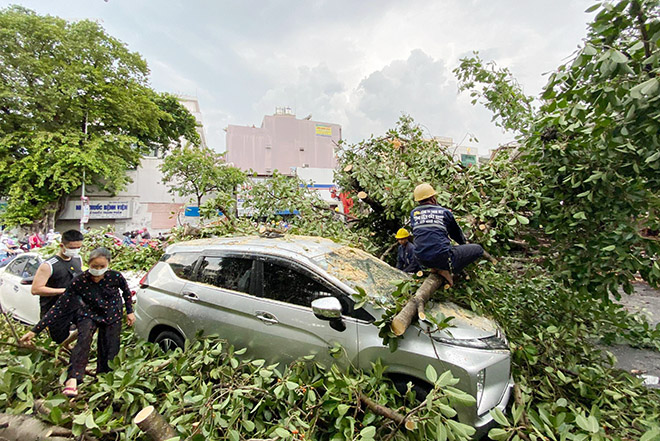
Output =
[
  {"x1": 0, "y1": 6, "x2": 199, "y2": 227},
  {"x1": 160, "y1": 144, "x2": 245, "y2": 220},
  {"x1": 334, "y1": 115, "x2": 533, "y2": 263},
  {"x1": 454, "y1": 0, "x2": 660, "y2": 298}
]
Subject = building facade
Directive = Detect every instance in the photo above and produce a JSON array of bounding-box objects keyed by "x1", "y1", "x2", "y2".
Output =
[
  {"x1": 55, "y1": 95, "x2": 208, "y2": 234},
  {"x1": 226, "y1": 108, "x2": 340, "y2": 176},
  {"x1": 434, "y1": 136, "x2": 489, "y2": 166}
]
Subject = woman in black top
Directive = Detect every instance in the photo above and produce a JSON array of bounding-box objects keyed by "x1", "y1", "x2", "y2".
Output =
[{"x1": 20, "y1": 247, "x2": 135, "y2": 397}]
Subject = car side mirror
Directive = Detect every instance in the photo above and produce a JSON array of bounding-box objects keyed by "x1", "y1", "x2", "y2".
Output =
[
  {"x1": 312, "y1": 297, "x2": 346, "y2": 332},
  {"x1": 20, "y1": 276, "x2": 34, "y2": 285},
  {"x1": 312, "y1": 296, "x2": 342, "y2": 319}
]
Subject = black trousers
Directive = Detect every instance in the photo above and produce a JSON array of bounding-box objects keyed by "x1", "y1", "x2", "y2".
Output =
[
  {"x1": 68, "y1": 318, "x2": 121, "y2": 382},
  {"x1": 419, "y1": 244, "x2": 484, "y2": 274},
  {"x1": 40, "y1": 305, "x2": 75, "y2": 344}
]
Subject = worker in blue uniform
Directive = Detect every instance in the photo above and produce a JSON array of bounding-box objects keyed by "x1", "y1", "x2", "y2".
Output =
[
  {"x1": 409, "y1": 183, "x2": 486, "y2": 285},
  {"x1": 394, "y1": 228, "x2": 421, "y2": 274}
]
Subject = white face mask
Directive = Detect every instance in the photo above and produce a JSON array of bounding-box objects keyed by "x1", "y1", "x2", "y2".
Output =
[
  {"x1": 62, "y1": 247, "x2": 80, "y2": 258},
  {"x1": 89, "y1": 267, "x2": 108, "y2": 277}
]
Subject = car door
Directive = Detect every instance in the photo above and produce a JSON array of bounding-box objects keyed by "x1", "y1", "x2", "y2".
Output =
[
  {"x1": 0, "y1": 256, "x2": 29, "y2": 320},
  {"x1": 246, "y1": 257, "x2": 362, "y2": 367},
  {"x1": 17, "y1": 255, "x2": 42, "y2": 324},
  {"x1": 179, "y1": 253, "x2": 265, "y2": 353}
]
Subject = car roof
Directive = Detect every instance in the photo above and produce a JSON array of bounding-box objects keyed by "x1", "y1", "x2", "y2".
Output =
[{"x1": 166, "y1": 235, "x2": 346, "y2": 260}]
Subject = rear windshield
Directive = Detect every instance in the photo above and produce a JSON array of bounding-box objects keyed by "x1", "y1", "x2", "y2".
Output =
[{"x1": 312, "y1": 246, "x2": 407, "y2": 304}]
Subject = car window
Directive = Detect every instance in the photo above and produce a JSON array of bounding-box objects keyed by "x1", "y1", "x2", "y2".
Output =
[
  {"x1": 313, "y1": 246, "x2": 407, "y2": 304},
  {"x1": 262, "y1": 262, "x2": 331, "y2": 308},
  {"x1": 23, "y1": 257, "x2": 41, "y2": 278},
  {"x1": 196, "y1": 256, "x2": 253, "y2": 293},
  {"x1": 163, "y1": 252, "x2": 199, "y2": 281},
  {"x1": 5, "y1": 257, "x2": 27, "y2": 276}
]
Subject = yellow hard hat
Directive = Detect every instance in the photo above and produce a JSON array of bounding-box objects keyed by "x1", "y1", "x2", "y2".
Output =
[
  {"x1": 395, "y1": 228, "x2": 410, "y2": 239},
  {"x1": 413, "y1": 183, "x2": 437, "y2": 202}
]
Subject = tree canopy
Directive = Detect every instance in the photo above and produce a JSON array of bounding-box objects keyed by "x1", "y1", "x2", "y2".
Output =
[
  {"x1": 453, "y1": 0, "x2": 660, "y2": 298},
  {"x1": 160, "y1": 144, "x2": 245, "y2": 221},
  {"x1": 0, "y1": 6, "x2": 200, "y2": 226}
]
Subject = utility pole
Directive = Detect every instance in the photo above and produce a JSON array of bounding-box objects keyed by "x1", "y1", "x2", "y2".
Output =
[{"x1": 80, "y1": 112, "x2": 89, "y2": 232}]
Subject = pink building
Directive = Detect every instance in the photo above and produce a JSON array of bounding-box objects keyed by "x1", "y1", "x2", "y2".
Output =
[{"x1": 226, "y1": 108, "x2": 340, "y2": 176}]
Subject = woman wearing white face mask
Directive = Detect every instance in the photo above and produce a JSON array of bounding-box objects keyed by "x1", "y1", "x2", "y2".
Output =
[{"x1": 20, "y1": 247, "x2": 135, "y2": 397}]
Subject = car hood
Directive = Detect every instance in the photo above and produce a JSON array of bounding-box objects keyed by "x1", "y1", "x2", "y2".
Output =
[{"x1": 423, "y1": 301, "x2": 499, "y2": 340}]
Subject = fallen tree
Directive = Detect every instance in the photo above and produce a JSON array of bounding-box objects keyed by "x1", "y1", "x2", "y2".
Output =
[
  {"x1": 0, "y1": 413, "x2": 76, "y2": 441},
  {"x1": 390, "y1": 273, "x2": 444, "y2": 336}
]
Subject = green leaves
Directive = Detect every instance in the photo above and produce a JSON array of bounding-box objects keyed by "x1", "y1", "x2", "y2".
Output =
[
  {"x1": 575, "y1": 413, "x2": 599, "y2": 434},
  {"x1": 425, "y1": 365, "x2": 438, "y2": 383},
  {"x1": 452, "y1": 0, "x2": 660, "y2": 300},
  {"x1": 645, "y1": 150, "x2": 660, "y2": 164},
  {"x1": 0, "y1": 7, "x2": 199, "y2": 226},
  {"x1": 160, "y1": 144, "x2": 245, "y2": 217}
]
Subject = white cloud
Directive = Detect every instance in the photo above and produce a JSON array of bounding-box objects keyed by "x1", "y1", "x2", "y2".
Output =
[{"x1": 2, "y1": 0, "x2": 595, "y2": 154}]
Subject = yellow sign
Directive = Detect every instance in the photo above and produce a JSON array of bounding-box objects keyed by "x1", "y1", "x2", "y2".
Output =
[{"x1": 315, "y1": 125, "x2": 332, "y2": 136}]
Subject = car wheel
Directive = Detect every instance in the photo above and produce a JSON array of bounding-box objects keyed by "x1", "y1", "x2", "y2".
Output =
[
  {"x1": 391, "y1": 375, "x2": 432, "y2": 402},
  {"x1": 153, "y1": 330, "x2": 185, "y2": 351}
]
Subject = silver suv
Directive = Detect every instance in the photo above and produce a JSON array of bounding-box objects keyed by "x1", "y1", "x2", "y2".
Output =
[{"x1": 134, "y1": 235, "x2": 512, "y2": 434}]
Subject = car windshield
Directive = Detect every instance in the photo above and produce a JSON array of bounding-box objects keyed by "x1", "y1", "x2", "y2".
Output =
[{"x1": 312, "y1": 246, "x2": 408, "y2": 304}]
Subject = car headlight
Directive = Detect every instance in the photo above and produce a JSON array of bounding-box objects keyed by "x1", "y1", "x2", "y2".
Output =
[{"x1": 476, "y1": 369, "x2": 485, "y2": 407}]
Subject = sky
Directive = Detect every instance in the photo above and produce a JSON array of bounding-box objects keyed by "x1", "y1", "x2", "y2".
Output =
[{"x1": 2, "y1": 1, "x2": 596, "y2": 154}]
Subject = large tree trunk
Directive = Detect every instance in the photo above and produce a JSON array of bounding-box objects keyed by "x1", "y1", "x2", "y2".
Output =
[
  {"x1": 134, "y1": 406, "x2": 177, "y2": 441},
  {"x1": 390, "y1": 273, "x2": 444, "y2": 336}
]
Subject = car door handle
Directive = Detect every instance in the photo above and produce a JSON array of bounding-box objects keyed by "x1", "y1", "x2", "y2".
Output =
[
  {"x1": 255, "y1": 311, "x2": 279, "y2": 325},
  {"x1": 182, "y1": 291, "x2": 199, "y2": 301}
]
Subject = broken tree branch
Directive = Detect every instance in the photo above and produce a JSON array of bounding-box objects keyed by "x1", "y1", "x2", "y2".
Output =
[
  {"x1": 0, "y1": 303, "x2": 20, "y2": 342},
  {"x1": 379, "y1": 242, "x2": 397, "y2": 260},
  {"x1": 59, "y1": 330, "x2": 78, "y2": 352},
  {"x1": 0, "y1": 342, "x2": 68, "y2": 365},
  {"x1": 0, "y1": 413, "x2": 74, "y2": 440},
  {"x1": 358, "y1": 392, "x2": 416, "y2": 430},
  {"x1": 391, "y1": 273, "x2": 444, "y2": 336},
  {"x1": 134, "y1": 406, "x2": 177, "y2": 441}
]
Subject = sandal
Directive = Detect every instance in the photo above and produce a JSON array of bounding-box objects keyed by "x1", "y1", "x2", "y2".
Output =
[
  {"x1": 430, "y1": 268, "x2": 454, "y2": 286},
  {"x1": 63, "y1": 386, "x2": 78, "y2": 397}
]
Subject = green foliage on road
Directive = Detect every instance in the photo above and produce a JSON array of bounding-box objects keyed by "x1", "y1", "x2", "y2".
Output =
[
  {"x1": 1, "y1": 1, "x2": 659, "y2": 440},
  {"x1": 0, "y1": 321, "x2": 480, "y2": 441},
  {"x1": 1, "y1": 257, "x2": 658, "y2": 440},
  {"x1": 450, "y1": 260, "x2": 660, "y2": 440},
  {"x1": 0, "y1": 6, "x2": 200, "y2": 227}
]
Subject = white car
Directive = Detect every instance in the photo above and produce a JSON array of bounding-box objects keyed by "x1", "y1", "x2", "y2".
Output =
[
  {"x1": 0, "y1": 252, "x2": 140, "y2": 325},
  {"x1": 0, "y1": 252, "x2": 42, "y2": 324}
]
